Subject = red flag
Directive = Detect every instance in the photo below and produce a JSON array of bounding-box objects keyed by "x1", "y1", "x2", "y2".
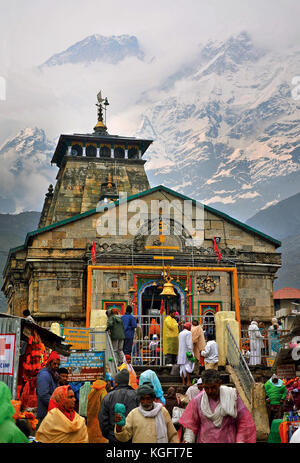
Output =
[
  {"x1": 91, "y1": 241, "x2": 96, "y2": 265},
  {"x1": 213, "y1": 237, "x2": 222, "y2": 263},
  {"x1": 160, "y1": 299, "x2": 165, "y2": 315}
]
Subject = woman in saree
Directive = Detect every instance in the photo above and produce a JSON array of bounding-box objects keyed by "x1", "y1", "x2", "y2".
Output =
[{"x1": 36, "y1": 385, "x2": 88, "y2": 443}]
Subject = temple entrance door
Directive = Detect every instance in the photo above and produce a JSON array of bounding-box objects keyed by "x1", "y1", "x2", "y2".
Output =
[
  {"x1": 140, "y1": 283, "x2": 182, "y2": 338},
  {"x1": 199, "y1": 303, "x2": 221, "y2": 339},
  {"x1": 202, "y1": 311, "x2": 216, "y2": 338}
]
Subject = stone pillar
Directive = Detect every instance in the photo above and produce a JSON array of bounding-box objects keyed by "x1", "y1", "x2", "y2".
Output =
[
  {"x1": 111, "y1": 146, "x2": 114, "y2": 159},
  {"x1": 82, "y1": 145, "x2": 86, "y2": 156},
  {"x1": 138, "y1": 148, "x2": 142, "y2": 159},
  {"x1": 215, "y1": 311, "x2": 240, "y2": 366},
  {"x1": 125, "y1": 148, "x2": 128, "y2": 159},
  {"x1": 96, "y1": 146, "x2": 100, "y2": 158},
  {"x1": 50, "y1": 322, "x2": 62, "y2": 337},
  {"x1": 67, "y1": 145, "x2": 72, "y2": 156}
]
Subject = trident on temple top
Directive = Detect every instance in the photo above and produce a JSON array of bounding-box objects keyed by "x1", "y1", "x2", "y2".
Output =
[{"x1": 94, "y1": 90, "x2": 109, "y2": 134}]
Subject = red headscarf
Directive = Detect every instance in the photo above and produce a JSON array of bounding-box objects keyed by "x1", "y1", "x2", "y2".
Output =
[
  {"x1": 125, "y1": 355, "x2": 131, "y2": 363},
  {"x1": 184, "y1": 322, "x2": 191, "y2": 330},
  {"x1": 47, "y1": 351, "x2": 60, "y2": 364},
  {"x1": 48, "y1": 385, "x2": 75, "y2": 421}
]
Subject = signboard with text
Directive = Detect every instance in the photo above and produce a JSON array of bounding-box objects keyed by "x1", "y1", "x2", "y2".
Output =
[
  {"x1": 277, "y1": 364, "x2": 296, "y2": 380},
  {"x1": 0, "y1": 334, "x2": 16, "y2": 376},
  {"x1": 60, "y1": 350, "x2": 105, "y2": 382},
  {"x1": 62, "y1": 328, "x2": 90, "y2": 350}
]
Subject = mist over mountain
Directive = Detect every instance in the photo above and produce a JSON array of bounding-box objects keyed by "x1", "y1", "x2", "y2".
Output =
[
  {"x1": 0, "y1": 127, "x2": 55, "y2": 214},
  {"x1": 0, "y1": 211, "x2": 40, "y2": 312},
  {"x1": 41, "y1": 34, "x2": 145, "y2": 67}
]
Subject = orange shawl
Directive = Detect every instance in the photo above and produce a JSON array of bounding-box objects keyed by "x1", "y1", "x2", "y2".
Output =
[{"x1": 86, "y1": 380, "x2": 108, "y2": 443}]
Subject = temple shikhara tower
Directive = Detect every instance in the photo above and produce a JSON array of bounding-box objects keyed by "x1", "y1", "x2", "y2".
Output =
[{"x1": 2, "y1": 92, "x2": 281, "y2": 333}]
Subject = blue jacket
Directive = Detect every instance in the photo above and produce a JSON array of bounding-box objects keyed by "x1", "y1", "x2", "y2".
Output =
[
  {"x1": 36, "y1": 367, "x2": 59, "y2": 420},
  {"x1": 121, "y1": 313, "x2": 137, "y2": 339}
]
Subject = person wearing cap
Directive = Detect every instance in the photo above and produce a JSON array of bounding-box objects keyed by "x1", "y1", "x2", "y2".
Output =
[
  {"x1": 121, "y1": 305, "x2": 137, "y2": 355},
  {"x1": 264, "y1": 374, "x2": 287, "y2": 425},
  {"x1": 177, "y1": 322, "x2": 195, "y2": 387},
  {"x1": 118, "y1": 354, "x2": 138, "y2": 390},
  {"x1": 114, "y1": 383, "x2": 179, "y2": 443},
  {"x1": 163, "y1": 309, "x2": 179, "y2": 365},
  {"x1": 36, "y1": 351, "x2": 60, "y2": 427},
  {"x1": 98, "y1": 369, "x2": 138, "y2": 443},
  {"x1": 186, "y1": 378, "x2": 204, "y2": 401}
]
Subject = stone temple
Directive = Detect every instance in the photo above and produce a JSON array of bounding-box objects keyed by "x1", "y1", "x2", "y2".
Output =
[{"x1": 2, "y1": 93, "x2": 282, "y2": 333}]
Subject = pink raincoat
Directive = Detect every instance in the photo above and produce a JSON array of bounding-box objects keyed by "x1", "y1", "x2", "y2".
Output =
[{"x1": 179, "y1": 390, "x2": 256, "y2": 443}]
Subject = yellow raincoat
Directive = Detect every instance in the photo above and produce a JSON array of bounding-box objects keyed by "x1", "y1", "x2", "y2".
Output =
[{"x1": 163, "y1": 315, "x2": 179, "y2": 355}]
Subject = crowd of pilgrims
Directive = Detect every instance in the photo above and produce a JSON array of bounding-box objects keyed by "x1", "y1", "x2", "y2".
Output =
[
  {"x1": 0, "y1": 351, "x2": 258, "y2": 444},
  {"x1": 1, "y1": 307, "x2": 299, "y2": 443}
]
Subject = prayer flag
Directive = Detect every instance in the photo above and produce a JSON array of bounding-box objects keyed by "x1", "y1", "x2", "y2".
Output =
[
  {"x1": 160, "y1": 299, "x2": 165, "y2": 315},
  {"x1": 91, "y1": 241, "x2": 96, "y2": 265},
  {"x1": 213, "y1": 236, "x2": 222, "y2": 263}
]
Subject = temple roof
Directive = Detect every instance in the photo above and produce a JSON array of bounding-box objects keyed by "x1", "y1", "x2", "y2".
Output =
[{"x1": 51, "y1": 133, "x2": 153, "y2": 167}]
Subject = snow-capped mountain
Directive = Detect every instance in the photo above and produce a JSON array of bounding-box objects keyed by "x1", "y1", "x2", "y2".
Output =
[
  {"x1": 42, "y1": 34, "x2": 144, "y2": 67},
  {"x1": 0, "y1": 128, "x2": 55, "y2": 213},
  {"x1": 137, "y1": 31, "x2": 300, "y2": 221}
]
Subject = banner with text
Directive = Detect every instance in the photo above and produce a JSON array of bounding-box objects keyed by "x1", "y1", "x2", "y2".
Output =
[
  {"x1": 0, "y1": 334, "x2": 16, "y2": 375},
  {"x1": 60, "y1": 350, "x2": 105, "y2": 382}
]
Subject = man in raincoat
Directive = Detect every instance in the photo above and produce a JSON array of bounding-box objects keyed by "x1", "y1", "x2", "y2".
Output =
[
  {"x1": 0, "y1": 381, "x2": 29, "y2": 443},
  {"x1": 163, "y1": 309, "x2": 179, "y2": 365}
]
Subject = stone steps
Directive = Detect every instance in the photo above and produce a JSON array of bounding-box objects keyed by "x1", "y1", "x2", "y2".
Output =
[{"x1": 134, "y1": 365, "x2": 232, "y2": 394}]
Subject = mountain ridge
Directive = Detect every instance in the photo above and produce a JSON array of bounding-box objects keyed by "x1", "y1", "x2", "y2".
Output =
[{"x1": 41, "y1": 34, "x2": 145, "y2": 67}]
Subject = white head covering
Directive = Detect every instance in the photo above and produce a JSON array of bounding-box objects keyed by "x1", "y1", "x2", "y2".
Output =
[
  {"x1": 251, "y1": 320, "x2": 258, "y2": 326},
  {"x1": 197, "y1": 378, "x2": 203, "y2": 385},
  {"x1": 272, "y1": 318, "x2": 278, "y2": 324}
]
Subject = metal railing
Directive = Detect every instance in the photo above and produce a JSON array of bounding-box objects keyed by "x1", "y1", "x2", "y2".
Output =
[
  {"x1": 226, "y1": 324, "x2": 255, "y2": 402},
  {"x1": 89, "y1": 330, "x2": 118, "y2": 377},
  {"x1": 240, "y1": 328, "x2": 290, "y2": 365},
  {"x1": 131, "y1": 313, "x2": 216, "y2": 366}
]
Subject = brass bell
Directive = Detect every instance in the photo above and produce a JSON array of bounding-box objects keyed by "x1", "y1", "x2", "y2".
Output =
[
  {"x1": 152, "y1": 281, "x2": 157, "y2": 287},
  {"x1": 160, "y1": 281, "x2": 176, "y2": 297},
  {"x1": 128, "y1": 286, "x2": 136, "y2": 293}
]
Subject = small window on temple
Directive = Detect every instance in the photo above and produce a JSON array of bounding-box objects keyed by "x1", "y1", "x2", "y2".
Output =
[
  {"x1": 86, "y1": 145, "x2": 97, "y2": 157},
  {"x1": 100, "y1": 146, "x2": 110, "y2": 158},
  {"x1": 128, "y1": 147, "x2": 138, "y2": 159},
  {"x1": 111, "y1": 280, "x2": 118, "y2": 288},
  {"x1": 114, "y1": 147, "x2": 125, "y2": 159},
  {"x1": 71, "y1": 144, "x2": 83, "y2": 156}
]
